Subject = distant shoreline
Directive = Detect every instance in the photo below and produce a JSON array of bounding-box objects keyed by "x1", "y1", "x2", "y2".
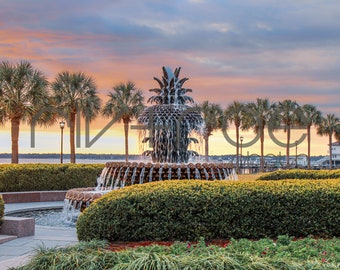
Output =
[
  {"x1": 0, "y1": 153, "x2": 330, "y2": 167},
  {"x1": 0, "y1": 153, "x2": 136, "y2": 160},
  {"x1": 0, "y1": 153, "x2": 326, "y2": 160}
]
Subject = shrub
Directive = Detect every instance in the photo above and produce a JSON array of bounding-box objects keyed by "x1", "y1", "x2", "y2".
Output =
[
  {"x1": 0, "y1": 164, "x2": 105, "y2": 192},
  {"x1": 77, "y1": 179, "x2": 340, "y2": 242},
  {"x1": 257, "y1": 169, "x2": 340, "y2": 180},
  {"x1": 0, "y1": 195, "x2": 4, "y2": 226}
]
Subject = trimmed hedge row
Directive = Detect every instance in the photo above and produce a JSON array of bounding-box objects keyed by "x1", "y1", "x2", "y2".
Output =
[
  {"x1": 0, "y1": 164, "x2": 105, "y2": 192},
  {"x1": 257, "y1": 169, "x2": 340, "y2": 180},
  {"x1": 0, "y1": 195, "x2": 4, "y2": 226},
  {"x1": 77, "y1": 179, "x2": 340, "y2": 242}
]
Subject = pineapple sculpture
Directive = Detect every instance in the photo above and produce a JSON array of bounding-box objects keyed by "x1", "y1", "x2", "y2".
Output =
[{"x1": 138, "y1": 67, "x2": 203, "y2": 163}]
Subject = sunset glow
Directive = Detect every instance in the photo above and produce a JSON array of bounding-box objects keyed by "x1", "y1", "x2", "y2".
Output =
[{"x1": 0, "y1": 0, "x2": 339, "y2": 158}]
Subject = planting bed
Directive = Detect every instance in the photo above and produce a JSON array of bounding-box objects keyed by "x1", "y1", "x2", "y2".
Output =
[{"x1": 108, "y1": 239, "x2": 231, "y2": 252}]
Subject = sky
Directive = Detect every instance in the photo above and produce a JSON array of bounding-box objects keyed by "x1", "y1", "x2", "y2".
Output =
[{"x1": 0, "y1": 0, "x2": 339, "y2": 159}]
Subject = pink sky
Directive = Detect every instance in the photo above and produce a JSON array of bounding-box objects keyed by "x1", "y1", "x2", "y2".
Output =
[{"x1": 0, "y1": 0, "x2": 339, "y2": 158}]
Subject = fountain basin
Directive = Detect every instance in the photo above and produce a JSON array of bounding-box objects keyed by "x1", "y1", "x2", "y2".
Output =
[
  {"x1": 101, "y1": 161, "x2": 236, "y2": 185},
  {"x1": 65, "y1": 161, "x2": 236, "y2": 211}
]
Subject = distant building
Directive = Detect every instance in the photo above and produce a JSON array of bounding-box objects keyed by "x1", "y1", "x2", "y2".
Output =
[
  {"x1": 312, "y1": 141, "x2": 340, "y2": 168},
  {"x1": 329, "y1": 141, "x2": 340, "y2": 167},
  {"x1": 288, "y1": 155, "x2": 307, "y2": 168}
]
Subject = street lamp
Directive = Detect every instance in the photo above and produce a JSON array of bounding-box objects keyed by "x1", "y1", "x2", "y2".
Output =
[
  {"x1": 60, "y1": 121, "x2": 65, "y2": 164},
  {"x1": 240, "y1": 136, "x2": 244, "y2": 170},
  {"x1": 295, "y1": 140, "x2": 298, "y2": 168}
]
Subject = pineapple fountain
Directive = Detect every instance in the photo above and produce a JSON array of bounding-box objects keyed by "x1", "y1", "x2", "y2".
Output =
[{"x1": 65, "y1": 67, "x2": 236, "y2": 213}]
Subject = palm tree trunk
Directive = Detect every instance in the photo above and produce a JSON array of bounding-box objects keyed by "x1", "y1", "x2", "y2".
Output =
[
  {"x1": 260, "y1": 126, "x2": 264, "y2": 172},
  {"x1": 11, "y1": 117, "x2": 20, "y2": 164},
  {"x1": 124, "y1": 120, "x2": 129, "y2": 162},
  {"x1": 236, "y1": 125, "x2": 239, "y2": 172},
  {"x1": 70, "y1": 112, "x2": 76, "y2": 163},
  {"x1": 286, "y1": 126, "x2": 291, "y2": 169},
  {"x1": 204, "y1": 134, "x2": 209, "y2": 162},
  {"x1": 329, "y1": 134, "x2": 333, "y2": 169},
  {"x1": 307, "y1": 126, "x2": 311, "y2": 169}
]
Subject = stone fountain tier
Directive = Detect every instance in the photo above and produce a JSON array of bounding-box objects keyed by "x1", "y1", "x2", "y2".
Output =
[
  {"x1": 65, "y1": 161, "x2": 237, "y2": 211},
  {"x1": 138, "y1": 104, "x2": 203, "y2": 124},
  {"x1": 102, "y1": 161, "x2": 236, "y2": 186},
  {"x1": 138, "y1": 104, "x2": 204, "y2": 163},
  {"x1": 65, "y1": 187, "x2": 103, "y2": 212}
]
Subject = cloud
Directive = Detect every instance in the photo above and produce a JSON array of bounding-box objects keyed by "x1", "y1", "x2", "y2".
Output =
[{"x1": 0, "y1": 0, "x2": 339, "y2": 148}]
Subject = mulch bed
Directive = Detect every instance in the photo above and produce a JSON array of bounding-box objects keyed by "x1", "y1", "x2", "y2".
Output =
[
  {"x1": 108, "y1": 239, "x2": 231, "y2": 252},
  {"x1": 107, "y1": 237, "x2": 338, "y2": 252}
]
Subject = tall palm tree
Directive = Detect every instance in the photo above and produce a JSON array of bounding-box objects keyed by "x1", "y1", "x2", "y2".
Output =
[
  {"x1": 0, "y1": 60, "x2": 50, "y2": 163},
  {"x1": 224, "y1": 101, "x2": 246, "y2": 170},
  {"x1": 198, "y1": 101, "x2": 223, "y2": 162},
  {"x1": 316, "y1": 114, "x2": 340, "y2": 169},
  {"x1": 300, "y1": 104, "x2": 322, "y2": 169},
  {"x1": 243, "y1": 98, "x2": 276, "y2": 172},
  {"x1": 51, "y1": 71, "x2": 101, "y2": 163},
  {"x1": 276, "y1": 99, "x2": 301, "y2": 168},
  {"x1": 102, "y1": 81, "x2": 145, "y2": 162}
]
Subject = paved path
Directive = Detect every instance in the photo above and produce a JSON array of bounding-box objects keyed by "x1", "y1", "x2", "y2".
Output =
[{"x1": 0, "y1": 202, "x2": 78, "y2": 269}]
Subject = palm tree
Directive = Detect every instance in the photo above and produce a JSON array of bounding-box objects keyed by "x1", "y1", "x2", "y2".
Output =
[
  {"x1": 276, "y1": 99, "x2": 301, "y2": 168},
  {"x1": 0, "y1": 60, "x2": 50, "y2": 163},
  {"x1": 51, "y1": 71, "x2": 101, "y2": 163},
  {"x1": 224, "y1": 101, "x2": 246, "y2": 170},
  {"x1": 243, "y1": 98, "x2": 276, "y2": 172},
  {"x1": 300, "y1": 104, "x2": 322, "y2": 169},
  {"x1": 198, "y1": 101, "x2": 223, "y2": 162},
  {"x1": 102, "y1": 81, "x2": 145, "y2": 162},
  {"x1": 316, "y1": 114, "x2": 340, "y2": 169}
]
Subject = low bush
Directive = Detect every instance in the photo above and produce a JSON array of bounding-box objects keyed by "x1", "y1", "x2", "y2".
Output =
[
  {"x1": 0, "y1": 195, "x2": 4, "y2": 226},
  {"x1": 77, "y1": 179, "x2": 340, "y2": 242},
  {"x1": 0, "y1": 164, "x2": 104, "y2": 192},
  {"x1": 12, "y1": 238, "x2": 340, "y2": 270},
  {"x1": 257, "y1": 169, "x2": 340, "y2": 180}
]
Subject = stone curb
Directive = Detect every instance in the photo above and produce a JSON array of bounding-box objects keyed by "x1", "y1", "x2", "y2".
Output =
[
  {"x1": 0, "y1": 217, "x2": 35, "y2": 238},
  {"x1": 1, "y1": 191, "x2": 67, "y2": 203}
]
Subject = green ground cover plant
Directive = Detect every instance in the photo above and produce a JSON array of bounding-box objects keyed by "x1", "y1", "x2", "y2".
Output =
[
  {"x1": 11, "y1": 237, "x2": 340, "y2": 270},
  {"x1": 77, "y1": 179, "x2": 340, "y2": 242},
  {"x1": 0, "y1": 164, "x2": 104, "y2": 192}
]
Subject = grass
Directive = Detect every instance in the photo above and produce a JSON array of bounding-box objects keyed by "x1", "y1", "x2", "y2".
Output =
[
  {"x1": 11, "y1": 236, "x2": 340, "y2": 270},
  {"x1": 237, "y1": 173, "x2": 263, "y2": 181}
]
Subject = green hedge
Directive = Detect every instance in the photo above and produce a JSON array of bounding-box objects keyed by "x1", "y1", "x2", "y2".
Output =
[
  {"x1": 257, "y1": 169, "x2": 340, "y2": 180},
  {"x1": 0, "y1": 195, "x2": 4, "y2": 226},
  {"x1": 0, "y1": 164, "x2": 105, "y2": 192},
  {"x1": 77, "y1": 179, "x2": 340, "y2": 242}
]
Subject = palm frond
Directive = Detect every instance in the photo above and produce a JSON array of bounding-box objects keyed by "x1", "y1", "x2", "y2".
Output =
[{"x1": 51, "y1": 71, "x2": 100, "y2": 120}]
